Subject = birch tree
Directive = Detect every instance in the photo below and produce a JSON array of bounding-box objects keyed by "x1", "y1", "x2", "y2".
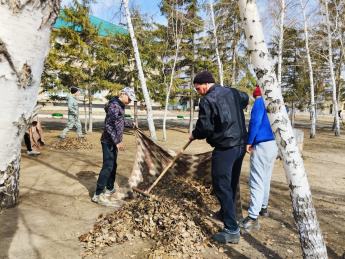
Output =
[
  {"x1": 299, "y1": 0, "x2": 317, "y2": 138},
  {"x1": 212, "y1": 0, "x2": 246, "y2": 88},
  {"x1": 0, "y1": 0, "x2": 61, "y2": 210},
  {"x1": 323, "y1": 0, "x2": 340, "y2": 136},
  {"x1": 334, "y1": 1, "x2": 345, "y2": 114},
  {"x1": 123, "y1": 0, "x2": 156, "y2": 140},
  {"x1": 238, "y1": 0, "x2": 327, "y2": 258},
  {"x1": 161, "y1": 5, "x2": 184, "y2": 141},
  {"x1": 272, "y1": 0, "x2": 288, "y2": 119},
  {"x1": 210, "y1": 0, "x2": 223, "y2": 86}
]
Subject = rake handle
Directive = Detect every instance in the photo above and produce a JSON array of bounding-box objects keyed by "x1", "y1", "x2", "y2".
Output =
[{"x1": 146, "y1": 139, "x2": 192, "y2": 194}]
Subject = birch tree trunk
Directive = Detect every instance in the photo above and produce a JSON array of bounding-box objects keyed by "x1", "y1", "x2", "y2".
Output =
[
  {"x1": 87, "y1": 98, "x2": 93, "y2": 134},
  {"x1": 123, "y1": 0, "x2": 156, "y2": 139},
  {"x1": 277, "y1": 0, "x2": 285, "y2": 87},
  {"x1": 0, "y1": 0, "x2": 61, "y2": 210},
  {"x1": 210, "y1": 0, "x2": 223, "y2": 86},
  {"x1": 163, "y1": 8, "x2": 183, "y2": 141},
  {"x1": 163, "y1": 46, "x2": 180, "y2": 141},
  {"x1": 189, "y1": 35, "x2": 195, "y2": 134},
  {"x1": 335, "y1": 12, "x2": 345, "y2": 116},
  {"x1": 134, "y1": 100, "x2": 138, "y2": 127},
  {"x1": 324, "y1": 1, "x2": 340, "y2": 136},
  {"x1": 83, "y1": 98, "x2": 88, "y2": 133},
  {"x1": 291, "y1": 100, "x2": 295, "y2": 127},
  {"x1": 238, "y1": 1, "x2": 327, "y2": 258},
  {"x1": 189, "y1": 70, "x2": 195, "y2": 134},
  {"x1": 299, "y1": 0, "x2": 316, "y2": 138},
  {"x1": 231, "y1": 16, "x2": 238, "y2": 88}
]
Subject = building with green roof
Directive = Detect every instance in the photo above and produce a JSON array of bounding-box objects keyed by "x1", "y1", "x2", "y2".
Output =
[{"x1": 53, "y1": 10, "x2": 127, "y2": 36}]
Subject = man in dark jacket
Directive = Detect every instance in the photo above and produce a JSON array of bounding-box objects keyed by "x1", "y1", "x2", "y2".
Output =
[
  {"x1": 92, "y1": 87, "x2": 137, "y2": 203},
  {"x1": 189, "y1": 71, "x2": 248, "y2": 244}
]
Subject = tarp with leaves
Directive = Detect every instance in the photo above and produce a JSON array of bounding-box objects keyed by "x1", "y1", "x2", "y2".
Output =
[
  {"x1": 79, "y1": 128, "x2": 244, "y2": 257},
  {"x1": 104, "y1": 128, "x2": 243, "y2": 219}
]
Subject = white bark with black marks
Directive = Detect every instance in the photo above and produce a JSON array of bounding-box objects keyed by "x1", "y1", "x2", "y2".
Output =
[
  {"x1": 210, "y1": 0, "x2": 223, "y2": 86},
  {"x1": 123, "y1": 0, "x2": 157, "y2": 140},
  {"x1": 277, "y1": 0, "x2": 284, "y2": 87},
  {"x1": 299, "y1": 0, "x2": 316, "y2": 138},
  {"x1": 324, "y1": 1, "x2": 340, "y2": 137},
  {"x1": 238, "y1": 0, "x2": 327, "y2": 258},
  {"x1": 163, "y1": 8, "x2": 184, "y2": 141},
  {"x1": 0, "y1": 0, "x2": 61, "y2": 209}
]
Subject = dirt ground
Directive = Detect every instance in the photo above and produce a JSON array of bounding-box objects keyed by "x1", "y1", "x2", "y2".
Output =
[{"x1": 0, "y1": 112, "x2": 345, "y2": 259}]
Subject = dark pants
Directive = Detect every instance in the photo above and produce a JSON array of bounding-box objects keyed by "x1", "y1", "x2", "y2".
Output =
[
  {"x1": 95, "y1": 142, "x2": 118, "y2": 195},
  {"x1": 212, "y1": 146, "x2": 246, "y2": 232},
  {"x1": 24, "y1": 133, "x2": 32, "y2": 151}
]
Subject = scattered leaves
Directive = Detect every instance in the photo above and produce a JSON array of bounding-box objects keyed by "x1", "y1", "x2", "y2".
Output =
[
  {"x1": 79, "y1": 176, "x2": 221, "y2": 258},
  {"x1": 50, "y1": 137, "x2": 93, "y2": 151}
]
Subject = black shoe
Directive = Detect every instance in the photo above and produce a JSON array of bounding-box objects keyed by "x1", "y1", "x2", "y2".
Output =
[
  {"x1": 259, "y1": 208, "x2": 269, "y2": 217},
  {"x1": 214, "y1": 210, "x2": 224, "y2": 222},
  {"x1": 213, "y1": 228, "x2": 240, "y2": 244},
  {"x1": 239, "y1": 216, "x2": 260, "y2": 231}
]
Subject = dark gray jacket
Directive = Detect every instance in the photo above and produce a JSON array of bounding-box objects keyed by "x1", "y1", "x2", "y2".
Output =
[{"x1": 192, "y1": 84, "x2": 248, "y2": 148}]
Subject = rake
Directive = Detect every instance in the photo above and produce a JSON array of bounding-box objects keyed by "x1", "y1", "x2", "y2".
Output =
[{"x1": 132, "y1": 139, "x2": 192, "y2": 198}]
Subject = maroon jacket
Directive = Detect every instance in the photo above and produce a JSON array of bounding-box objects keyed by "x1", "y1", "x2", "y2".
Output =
[{"x1": 101, "y1": 97, "x2": 133, "y2": 145}]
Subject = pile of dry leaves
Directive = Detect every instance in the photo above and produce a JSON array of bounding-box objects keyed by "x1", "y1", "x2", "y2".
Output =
[
  {"x1": 79, "y1": 177, "x2": 222, "y2": 258},
  {"x1": 50, "y1": 137, "x2": 93, "y2": 151}
]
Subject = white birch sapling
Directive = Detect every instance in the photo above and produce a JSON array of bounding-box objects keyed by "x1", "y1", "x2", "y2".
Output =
[
  {"x1": 299, "y1": 0, "x2": 316, "y2": 138},
  {"x1": 123, "y1": 0, "x2": 157, "y2": 139},
  {"x1": 210, "y1": 0, "x2": 223, "y2": 86},
  {"x1": 163, "y1": 6, "x2": 184, "y2": 141},
  {"x1": 324, "y1": 1, "x2": 340, "y2": 136}
]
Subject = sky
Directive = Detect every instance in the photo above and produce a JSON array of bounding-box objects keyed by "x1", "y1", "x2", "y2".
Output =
[
  {"x1": 59, "y1": 0, "x2": 284, "y2": 39},
  {"x1": 60, "y1": 0, "x2": 166, "y2": 25}
]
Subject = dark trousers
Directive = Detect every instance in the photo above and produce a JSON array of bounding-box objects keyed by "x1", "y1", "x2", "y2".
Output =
[
  {"x1": 212, "y1": 146, "x2": 246, "y2": 232},
  {"x1": 96, "y1": 142, "x2": 118, "y2": 195},
  {"x1": 24, "y1": 133, "x2": 32, "y2": 151}
]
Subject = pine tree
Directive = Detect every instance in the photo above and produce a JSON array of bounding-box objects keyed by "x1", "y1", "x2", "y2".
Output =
[{"x1": 42, "y1": 0, "x2": 123, "y2": 134}]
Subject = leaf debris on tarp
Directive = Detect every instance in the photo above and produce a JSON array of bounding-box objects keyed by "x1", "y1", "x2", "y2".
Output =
[{"x1": 79, "y1": 176, "x2": 222, "y2": 258}]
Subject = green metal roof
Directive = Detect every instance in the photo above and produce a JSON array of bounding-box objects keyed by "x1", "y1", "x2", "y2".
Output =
[{"x1": 53, "y1": 10, "x2": 127, "y2": 36}]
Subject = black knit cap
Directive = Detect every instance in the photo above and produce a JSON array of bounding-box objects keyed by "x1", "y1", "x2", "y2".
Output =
[
  {"x1": 193, "y1": 71, "x2": 215, "y2": 84},
  {"x1": 71, "y1": 87, "x2": 79, "y2": 94}
]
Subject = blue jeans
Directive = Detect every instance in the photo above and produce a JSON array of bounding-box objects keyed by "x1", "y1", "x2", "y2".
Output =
[
  {"x1": 95, "y1": 142, "x2": 118, "y2": 195},
  {"x1": 212, "y1": 146, "x2": 246, "y2": 233},
  {"x1": 248, "y1": 140, "x2": 278, "y2": 218}
]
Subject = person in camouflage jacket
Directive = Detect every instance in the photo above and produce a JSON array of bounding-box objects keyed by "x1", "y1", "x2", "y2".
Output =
[{"x1": 60, "y1": 87, "x2": 83, "y2": 138}]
